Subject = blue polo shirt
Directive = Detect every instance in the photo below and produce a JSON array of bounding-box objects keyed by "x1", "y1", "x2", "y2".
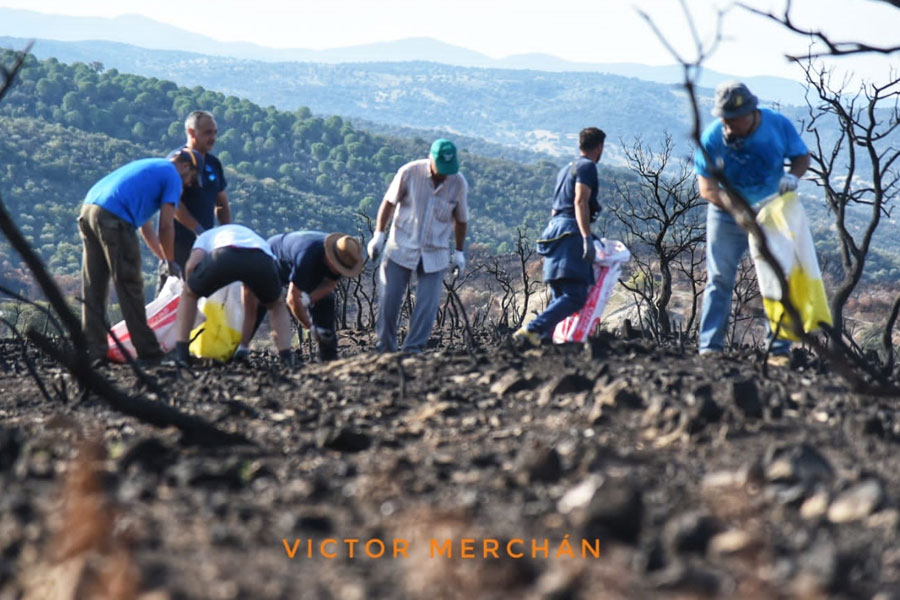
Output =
[
  {"x1": 268, "y1": 231, "x2": 340, "y2": 292},
  {"x1": 694, "y1": 107, "x2": 808, "y2": 205},
  {"x1": 83, "y1": 158, "x2": 182, "y2": 228}
]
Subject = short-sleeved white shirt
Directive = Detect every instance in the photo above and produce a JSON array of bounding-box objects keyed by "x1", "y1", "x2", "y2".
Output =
[
  {"x1": 192, "y1": 224, "x2": 275, "y2": 258},
  {"x1": 382, "y1": 159, "x2": 468, "y2": 273}
]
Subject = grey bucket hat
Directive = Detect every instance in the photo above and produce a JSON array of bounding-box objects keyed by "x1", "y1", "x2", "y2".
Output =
[{"x1": 712, "y1": 81, "x2": 759, "y2": 119}]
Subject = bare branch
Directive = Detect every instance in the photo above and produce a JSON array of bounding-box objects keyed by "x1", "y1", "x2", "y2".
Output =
[{"x1": 739, "y1": 2, "x2": 900, "y2": 58}]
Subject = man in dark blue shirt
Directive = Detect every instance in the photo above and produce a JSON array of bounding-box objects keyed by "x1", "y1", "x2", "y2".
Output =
[
  {"x1": 157, "y1": 110, "x2": 231, "y2": 292},
  {"x1": 240, "y1": 231, "x2": 363, "y2": 362},
  {"x1": 514, "y1": 127, "x2": 606, "y2": 347}
]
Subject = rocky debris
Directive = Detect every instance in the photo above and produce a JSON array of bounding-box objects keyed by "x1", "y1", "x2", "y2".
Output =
[
  {"x1": 516, "y1": 443, "x2": 563, "y2": 484},
  {"x1": 828, "y1": 479, "x2": 885, "y2": 523},
  {"x1": 662, "y1": 511, "x2": 719, "y2": 557},
  {"x1": 315, "y1": 426, "x2": 372, "y2": 453},
  {"x1": 0, "y1": 426, "x2": 22, "y2": 471},
  {"x1": 730, "y1": 379, "x2": 763, "y2": 419},
  {"x1": 557, "y1": 475, "x2": 604, "y2": 515},
  {"x1": 2, "y1": 337, "x2": 900, "y2": 598},
  {"x1": 580, "y1": 478, "x2": 644, "y2": 545},
  {"x1": 490, "y1": 369, "x2": 541, "y2": 396},
  {"x1": 537, "y1": 372, "x2": 593, "y2": 406},
  {"x1": 764, "y1": 443, "x2": 834, "y2": 487},
  {"x1": 118, "y1": 437, "x2": 175, "y2": 475},
  {"x1": 652, "y1": 562, "x2": 724, "y2": 596},
  {"x1": 708, "y1": 529, "x2": 759, "y2": 558},
  {"x1": 685, "y1": 384, "x2": 723, "y2": 434},
  {"x1": 593, "y1": 379, "x2": 643, "y2": 411}
]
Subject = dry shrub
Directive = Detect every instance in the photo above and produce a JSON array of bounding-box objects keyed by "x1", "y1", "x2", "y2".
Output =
[{"x1": 25, "y1": 440, "x2": 141, "y2": 600}]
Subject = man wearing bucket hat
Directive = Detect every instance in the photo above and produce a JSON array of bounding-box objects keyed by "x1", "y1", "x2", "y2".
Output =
[
  {"x1": 78, "y1": 149, "x2": 202, "y2": 365},
  {"x1": 254, "y1": 231, "x2": 364, "y2": 362},
  {"x1": 367, "y1": 138, "x2": 469, "y2": 353},
  {"x1": 694, "y1": 80, "x2": 810, "y2": 365}
]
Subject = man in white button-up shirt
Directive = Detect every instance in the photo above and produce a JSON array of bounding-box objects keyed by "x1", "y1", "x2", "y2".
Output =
[{"x1": 367, "y1": 138, "x2": 469, "y2": 353}]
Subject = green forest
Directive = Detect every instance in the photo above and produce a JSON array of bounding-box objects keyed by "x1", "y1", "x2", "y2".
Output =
[
  {"x1": 1, "y1": 48, "x2": 899, "y2": 303},
  {"x1": 0, "y1": 50, "x2": 625, "y2": 293}
]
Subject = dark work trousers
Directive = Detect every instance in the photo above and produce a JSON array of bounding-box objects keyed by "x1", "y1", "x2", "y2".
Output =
[
  {"x1": 256, "y1": 292, "x2": 337, "y2": 360},
  {"x1": 78, "y1": 203, "x2": 163, "y2": 360}
]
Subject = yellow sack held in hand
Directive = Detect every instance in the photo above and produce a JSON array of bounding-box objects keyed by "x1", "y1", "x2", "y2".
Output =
[
  {"x1": 189, "y1": 281, "x2": 244, "y2": 362},
  {"x1": 750, "y1": 191, "x2": 832, "y2": 341}
]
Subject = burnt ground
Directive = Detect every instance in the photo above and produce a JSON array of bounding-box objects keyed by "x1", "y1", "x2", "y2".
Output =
[{"x1": 2, "y1": 333, "x2": 900, "y2": 600}]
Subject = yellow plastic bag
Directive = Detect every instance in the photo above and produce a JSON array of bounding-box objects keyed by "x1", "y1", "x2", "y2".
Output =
[
  {"x1": 750, "y1": 191, "x2": 832, "y2": 341},
  {"x1": 189, "y1": 281, "x2": 243, "y2": 361}
]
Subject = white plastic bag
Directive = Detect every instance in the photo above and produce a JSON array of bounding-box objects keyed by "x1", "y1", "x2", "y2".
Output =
[
  {"x1": 553, "y1": 238, "x2": 631, "y2": 343},
  {"x1": 189, "y1": 281, "x2": 244, "y2": 362},
  {"x1": 750, "y1": 192, "x2": 832, "y2": 340},
  {"x1": 107, "y1": 276, "x2": 183, "y2": 362}
]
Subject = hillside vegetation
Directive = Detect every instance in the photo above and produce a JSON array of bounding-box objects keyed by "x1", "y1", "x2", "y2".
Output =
[
  {"x1": 1, "y1": 48, "x2": 898, "y2": 308},
  {"x1": 0, "y1": 50, "x2": 625, "y2": 290}
]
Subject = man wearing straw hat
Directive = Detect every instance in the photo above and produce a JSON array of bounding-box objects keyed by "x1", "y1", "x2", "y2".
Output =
[{"x1": 262, "y1": 231, "x2": 365, "y2": 362}]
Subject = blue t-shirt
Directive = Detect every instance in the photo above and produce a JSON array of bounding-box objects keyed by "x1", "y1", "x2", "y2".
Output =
[
  {"x1": 173, "y1": 152, "x2": 228, "y2": 263},
  {"x1": 83, "y1": 158, "x2": 182, "y2": 228},
  {"x1": 551, "y1": 156, "x2": 600, "y2": 220},
  {"x1": 267, "y1": 231, "x2": 339, "y2": 292},
  {"x1": 694, "y1": 107, "x2": 808, "y2": 205}
]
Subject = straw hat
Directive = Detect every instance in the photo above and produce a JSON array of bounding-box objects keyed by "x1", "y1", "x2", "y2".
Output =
[{"x1": 324, "y1": 233, "x2": 364, "y2": 277}]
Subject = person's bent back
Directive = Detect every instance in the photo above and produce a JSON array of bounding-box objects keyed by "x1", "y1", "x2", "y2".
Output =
[{"x1": 172, "y1": 224, "x2": 293, "y2": 366}]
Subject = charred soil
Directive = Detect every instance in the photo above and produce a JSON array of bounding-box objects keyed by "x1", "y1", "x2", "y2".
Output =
[{"x1": 1, "y1": 335, "x2": 900, "y2": 599}]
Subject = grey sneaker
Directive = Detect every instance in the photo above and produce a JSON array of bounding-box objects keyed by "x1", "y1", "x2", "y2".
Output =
[{"x1": 232, "y1": 347, "x2": 250, "y2": 362}]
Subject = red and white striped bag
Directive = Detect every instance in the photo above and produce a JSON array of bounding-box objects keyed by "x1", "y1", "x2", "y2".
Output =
[
  {"x1": 552, "y1": 239, "x2": 630, "y2": 344},
  {"x1": 106, "y1": 276, "x2": 182, "y2": 362}
]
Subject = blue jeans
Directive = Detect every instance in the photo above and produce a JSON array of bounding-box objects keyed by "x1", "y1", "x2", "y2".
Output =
[
  {"x1": 527, "y1": 279, "x2": 588, "y2": 339},
  {"x1": 699, "y1": 205, "x2": 790, "y2": 355}
]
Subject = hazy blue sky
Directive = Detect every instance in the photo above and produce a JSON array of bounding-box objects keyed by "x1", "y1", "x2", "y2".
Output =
[{"x1": 1, "y1": 0, "x2": 897, "y2": 82}]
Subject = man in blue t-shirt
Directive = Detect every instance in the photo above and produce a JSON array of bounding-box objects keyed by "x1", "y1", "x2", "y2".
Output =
[
  {"x1": 694, "y1": 81, "x2": 810, "y2": 365},
  {"x1": 157, "y1": 110, "x2": 232, "y2": 292},
  {"x1": 240, "y1": 231, "x2": 363, "y2": 362},
  {"x1": 78, "y1": 149, "x2": 202, "y2": 363},
  {"x1": 513, "y1": 127, "x2": 606, "y2": 347}
]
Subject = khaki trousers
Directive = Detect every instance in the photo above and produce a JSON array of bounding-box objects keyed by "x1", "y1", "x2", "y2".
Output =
[{"x1": 78, "y1": 204, "x2": 162, "y2": 360}]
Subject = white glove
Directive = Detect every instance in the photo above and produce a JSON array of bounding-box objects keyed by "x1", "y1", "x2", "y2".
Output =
[
  {"x1": 367, "y1": 231, "x2": 386, "y2": 262},
  {"x1": 450, "y1": 250, "x2": 466, "y2": 277},
  {"x1": 779, "y1": 173, "x2": 799, "y2": 195}
]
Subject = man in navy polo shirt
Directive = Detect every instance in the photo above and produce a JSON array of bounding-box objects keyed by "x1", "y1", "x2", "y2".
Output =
[
  {"x1": 246, "y1": 231, "x2": 363, "y2": 362},
  {"x1": 514, "y1": 127, "x2": 606, "y2": 346},
  {"x1": 157, "y1": 110, "x2": 231, "y2": 291}
]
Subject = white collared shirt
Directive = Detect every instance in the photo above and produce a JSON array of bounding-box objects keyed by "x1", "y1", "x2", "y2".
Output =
[
  {"x1": 383, "y1": 159, "x2": 468, "y2": 273},
  {"x1": 192, "y1": 224, "x2": 275, "y2": 258}
]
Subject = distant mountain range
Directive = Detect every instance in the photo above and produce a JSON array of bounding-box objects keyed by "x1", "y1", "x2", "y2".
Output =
[
  {"x1": 0, "y1": 7, "x2": 807, "y2": 106},
  {"x1": 0, "y1": 35, "x2": 702, "y2": 163}
]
